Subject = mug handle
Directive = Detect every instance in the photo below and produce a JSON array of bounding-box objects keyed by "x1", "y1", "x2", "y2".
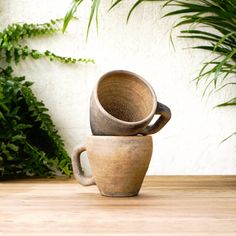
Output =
[
  {"x1": 141, "y1": 102, "x2": 171, "y2": 135},
  {"x1": 71, "y1": 145, "x2": 96, "y2": 186}
]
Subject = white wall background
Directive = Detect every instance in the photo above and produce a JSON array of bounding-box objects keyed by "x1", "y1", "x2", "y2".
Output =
[{"x1": 1, "y1": 0, "x2": 236, "y2": 175}]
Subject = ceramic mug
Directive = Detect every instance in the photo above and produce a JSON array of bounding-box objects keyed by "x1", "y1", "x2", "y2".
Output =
[
  {"x1": 90, "y1": 70, "x2": 171, "y2": 136},
  {"x1": 71, "y1": 135, "x2": 153, "y2": 197}
]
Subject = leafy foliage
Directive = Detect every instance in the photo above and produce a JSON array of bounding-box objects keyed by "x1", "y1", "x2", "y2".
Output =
[
  {"x1": 63, "y1": 1, "x2": 84, "y2": 33},
  {"x1": 1, "y1": 19, "x2": 94, "y2": 64},
  {"x1": 63, "y1": 0, "x2": 102, "y2": 39},
  {"x1": 63, "y1": 0, "x2": 161, "y2": 36},
  {"x1": 0, "y1": 20, "x2": 93, "y2": 179},
  {"x1": 0, "y1": 67, "x2": 72, "y2": 178},
  {"x1": 110, "y1": 0, "x2": 160, "y2": 23},
  {"x1": 163, "y1": 1, "x2": 236, "y2": 90},
  {"x1": 162, "y1": 0, "x2": 236, "y2": 141}
]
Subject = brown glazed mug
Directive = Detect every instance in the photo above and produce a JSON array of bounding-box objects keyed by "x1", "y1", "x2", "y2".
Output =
[
  {"x1": 90, "y1": 70, "x2": 171, "y2": 136},
  {"x1": 71, "y1": 135, "x2": 153, "y2": 197}
]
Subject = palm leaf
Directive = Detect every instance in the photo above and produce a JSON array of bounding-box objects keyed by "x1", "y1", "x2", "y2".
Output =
[
  {"x1": 214, "y1": 32, "x2": 236, "y2": 51},
  {"x1": 62, "y1": 0, "x2": 83, "y2": 33},
  {"x1": 215, "y1": 82, "x2": 236, "y2": 93},
  {"x1": 127, "y1": 0, "x2": 146, "y2": 23},
  {"x1": 86, "y1": 0, "x2": 101, "y2": 39},
  {"x1": 220, "y1": 132, "x2": 236, "y2": 144},
  {"x1": 109, "y1": 0, "x2": 123, "y2": 10},
  {"x1": 163, "y1": 1, "x2": 236, "y2": 142},
  {"x1": 217, "y1": 97, "x2": 236, "y2": 107}
]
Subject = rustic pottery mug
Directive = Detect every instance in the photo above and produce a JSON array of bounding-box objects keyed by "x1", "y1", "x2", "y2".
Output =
[
  {"x1": 90, "y1": 70, "x2": 171, "y2": 136},
  {"x1": 72, "y1": 135, "x2": 153, "y2": 197}
]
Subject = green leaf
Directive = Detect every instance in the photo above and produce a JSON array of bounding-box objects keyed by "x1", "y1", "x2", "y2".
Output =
[
  {"x1": 214, "y1": 32, "x2": 236, "y2": 51},
  {"x1": 215, "y1": 82, "x2": 236, "y2": 93},
  {"x1": 220, "y1": 132, "x2": 236, "y2": 144},
  {"x1": 7, "y1": 143, "x2": 19, "y2": 152},
  {"x1": 214, "y1": 49, "x2": 236, "y2": 80},
  {"x1": 127, "y1": 0, "x2": 159, "y2": 23},
  {"x1": 12, "y1": 135, "x2": 26, "y2": 142},
  {"x1": 62, "y1": 0, "x2": 83, "y2": 33},
  {"x1": 59, "y1": 159, "x2": 67, "y2": 168},
  {"x1": 217, "y1": 97, "x2": 236, "y2": 107},
  {"x1": 16, "y1": 124, "x2": 32, "y2": 130},
  {"x1": 86, "y1": 0, "x2": 101, "y2": 40},
  {"x1": 109, "y1": 0, "x2": 123, "y2": 10},
  {"x1": 0, "y1": 111, "x2": 5, "y2": 120}
]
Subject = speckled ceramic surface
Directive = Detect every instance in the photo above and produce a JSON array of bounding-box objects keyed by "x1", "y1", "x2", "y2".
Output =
[
  {"x1": 90, "y1": 70, "x2": 171, "y2": 136},
  {"x1": 72, "y1": 135, "x2": 153, "y2": 197}
]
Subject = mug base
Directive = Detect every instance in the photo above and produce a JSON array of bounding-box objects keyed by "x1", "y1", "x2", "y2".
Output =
[{"x1": 99, "y1": 190, "x2": 139, "y2": 197}]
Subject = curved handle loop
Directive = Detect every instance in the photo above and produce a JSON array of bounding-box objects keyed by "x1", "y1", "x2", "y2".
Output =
[
  {"x1": 141, "y1": 102, "x2": 171, "y2": 135},
  {"x1": 71, "y1": 145, "x2": 95, "y2": 186}
]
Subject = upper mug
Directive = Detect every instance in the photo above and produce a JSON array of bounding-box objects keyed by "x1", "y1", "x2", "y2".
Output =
[{"x1": 90, "y1": 70, "x2": 171, "y2": 136}]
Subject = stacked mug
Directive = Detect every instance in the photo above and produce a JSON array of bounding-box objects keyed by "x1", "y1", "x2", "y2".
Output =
[{"x1": 72, "y1": 70, "x2": 171, "y2": 197}]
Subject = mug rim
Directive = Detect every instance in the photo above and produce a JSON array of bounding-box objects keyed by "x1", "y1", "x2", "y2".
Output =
[
  {"x1": 87, "y1": 134, "x2": 153, "y2": 141},
  {"x1": 94, "y1": 70, "x2": 157, "y2": 125}
]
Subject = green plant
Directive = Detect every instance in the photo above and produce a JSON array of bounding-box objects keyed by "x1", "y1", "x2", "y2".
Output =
[
  {"x1": 0, "y1": 20, "x2": 93, "y2": 179},
  {"x1": 0, "y1": 67, "x2": 71, "y2": 178},
  {"x1": 62, "y1": 0, "x2": 161, "y2": 36},
  {"x1": 1, "y1": 19, "x2": 94, "y2": 64},
  {"x1": 162, "y1": 0, "x2": 236, "y2": 141},
  {"x1": 163, "y1": 1, "x2": 236, "y2": 94},
  {"x1": 63, "y1": 0, "x2": 101, "y2": 39}
]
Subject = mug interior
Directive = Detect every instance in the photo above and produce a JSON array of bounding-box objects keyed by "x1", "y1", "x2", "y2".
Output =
[{"x1": 97, "y1": 72, "x2": 155, "y2": 122}]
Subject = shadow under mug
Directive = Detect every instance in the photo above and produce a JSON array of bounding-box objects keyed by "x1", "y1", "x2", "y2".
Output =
[
  {"x1": 90, "y1": 70, "x2": 171, "y2": 136},
  {"x1": 71, "y1": 135, "x2": 153, "y2": 197}
]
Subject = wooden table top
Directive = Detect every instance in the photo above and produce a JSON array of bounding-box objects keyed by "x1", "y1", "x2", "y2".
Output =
[{"x1": 0, "y1": 176, "x2": 236, "y2": 236}]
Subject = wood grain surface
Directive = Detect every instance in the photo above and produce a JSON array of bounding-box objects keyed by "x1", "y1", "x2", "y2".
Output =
[{"x1": 0, "y1": 176, "x2": 236, "y2": 236}]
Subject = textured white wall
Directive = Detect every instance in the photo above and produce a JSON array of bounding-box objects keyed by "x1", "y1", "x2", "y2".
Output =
[{"x1": 2, "y1": 0, "x2": 236, "y2": 174}]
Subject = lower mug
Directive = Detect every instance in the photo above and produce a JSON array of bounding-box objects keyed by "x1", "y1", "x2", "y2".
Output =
[{"x1": 71, "y1": 135, "x2": 153, "y2": 197}]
